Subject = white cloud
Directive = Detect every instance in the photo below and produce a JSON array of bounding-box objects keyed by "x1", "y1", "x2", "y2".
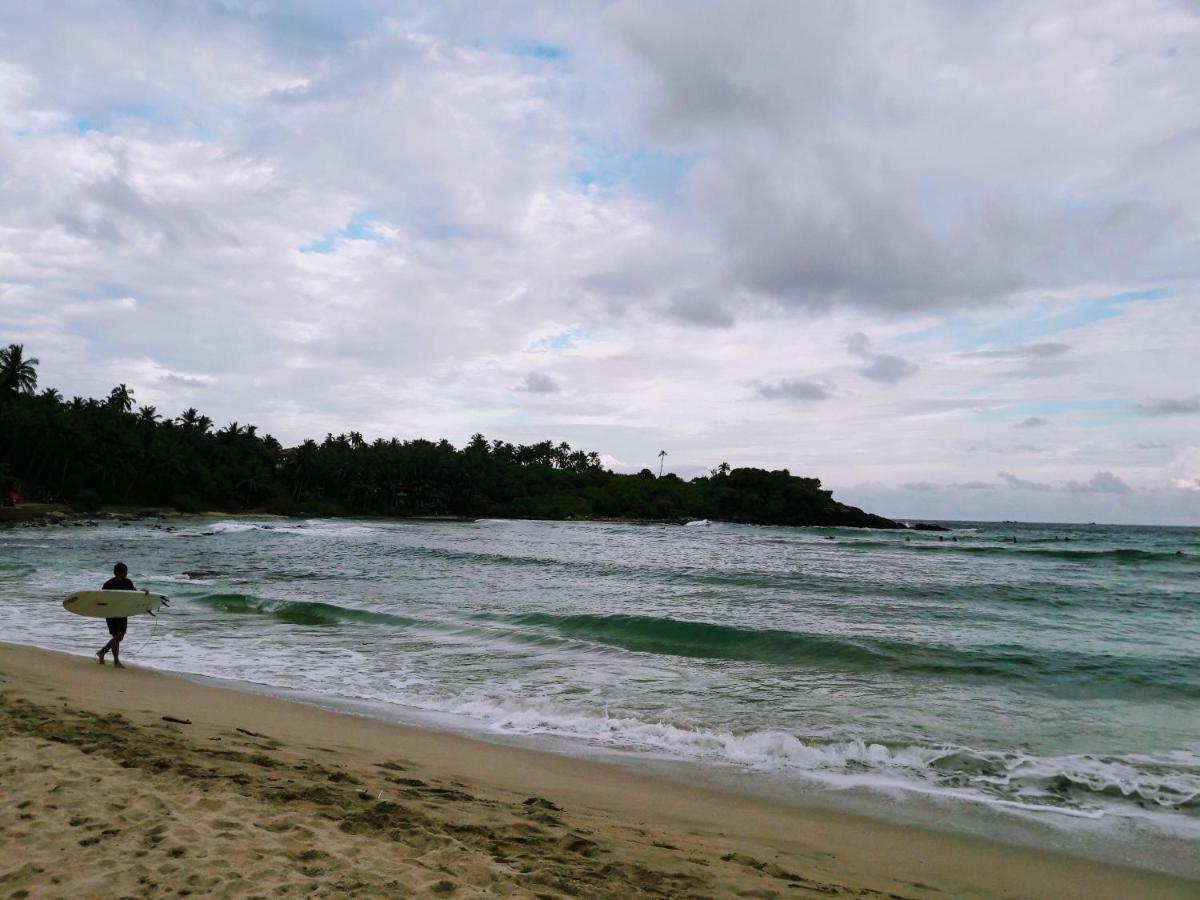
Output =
[{"x1": 1167, "y1": 446, "x2": 1200, "y2": 491}]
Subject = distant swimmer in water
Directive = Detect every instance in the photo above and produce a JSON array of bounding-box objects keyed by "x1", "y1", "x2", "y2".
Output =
[{"x1": 96, "y1": 561, "x2": 147, "y2": 669}]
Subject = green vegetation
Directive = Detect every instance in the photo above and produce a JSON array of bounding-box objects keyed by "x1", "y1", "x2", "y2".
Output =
[{"x1": 0, "y1": 344, "x2": 900, "y2": 528}]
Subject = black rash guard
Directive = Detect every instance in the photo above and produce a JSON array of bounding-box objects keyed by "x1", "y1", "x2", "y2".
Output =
[{"x1": 101, "y1": 576, "x2": 135, "y2": 634}]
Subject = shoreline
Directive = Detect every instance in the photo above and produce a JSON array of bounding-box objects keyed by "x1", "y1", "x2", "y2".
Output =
[
  {"x1": 2, "y1": 644, "x2": 1195, "y2": 898},
  {"x1": 6, "y1": 502, "x2": 1197, "y2": 532},
  {"x1": 0, "y1": 504, "x2": 901, "y2": 531},
  {"x1": 133, "y1": 657, "x2": 1200, "y2": 880}
]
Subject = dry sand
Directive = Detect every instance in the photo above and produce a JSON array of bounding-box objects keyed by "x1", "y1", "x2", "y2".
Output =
[{"x1": 1, "y1": 644, "x2": 1194, "y2": 899}]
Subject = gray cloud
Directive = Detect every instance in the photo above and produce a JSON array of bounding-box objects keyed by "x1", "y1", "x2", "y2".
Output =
[
  {"x1": 965, "y1": 342, "x2": 1070, "y2": 360},
  {"x1": 665, "y1": 289, "x2": 735, "y2": 329},
  {"x1": 955, "y1": 481, "x2": 999, "y2": 491},
  {"x1": 618, "y1": 4, "x2": 980, "y2": 313},
  {"x1": 1064, "y1": 471, "x2": 1133, "y2": 494},
  {"x1": 516, "y1": 372, "x2": 561, "y2": 394},
  {"x1": 1015, "y1": 416, "x2": 1047, "y2": 428},
  {"x1": 902, "y1": 480, "x2": 997, "y2": 492},
  {"x1": 688, "y1": 155, "x2": 1022, "y2": 314},
  {"x1": 162, "y1": 372, "x2": 215, "y2": 387},
  {"x1": 1135, "y1": 396, "x2": 1200, "y2": 416},
  {"x1": 843, "y1": 333, "x2": 871, "y2": 357},
  {"x1": 756, "y1": 379, "x2": 830, "y2": 402},
  {"x1": 998, "y1": 471, "x2": 1052, "y2": 492},
  {"x1": 1008, "y1": 360, "x2": 1075, "y2": 380},
  {"x1": 965, "y1": 342, "x2": 1073, "y2": 379},
  {"x1": 858, "y1": 354, "x2": 918, "y2": 384},
  {"x1": 844, "y1": 333, "x2": 918, "y2": 384},
  {"x1": 1019, "y1": 342, "x2": 1070, "y2": 358},
  {"x1": 606, "y1": 2, "x2": 1197, "y2": 319}
]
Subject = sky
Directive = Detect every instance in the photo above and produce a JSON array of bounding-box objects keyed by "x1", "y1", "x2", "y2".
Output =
[{"x1": 1, "y1": 1, "x2": 1198, "y2": 525}]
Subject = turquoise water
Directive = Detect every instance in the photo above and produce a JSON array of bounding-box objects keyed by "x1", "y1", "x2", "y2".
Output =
[{"x1": 2, "y1": 516, "x2": 1198, "y2": 865}]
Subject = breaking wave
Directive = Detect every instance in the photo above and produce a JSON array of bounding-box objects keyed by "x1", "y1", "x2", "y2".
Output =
[
  {"x1": 507, "y1": 612, "x2": 1200, "y2": 699},
  {"x1": 189, "y1": 593, "x2": 416, "y2": 628}
]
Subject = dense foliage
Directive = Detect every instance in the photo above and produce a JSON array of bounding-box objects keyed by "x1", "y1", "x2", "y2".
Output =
[{"x1": 0, "y1": 344, "x2": 899, "y2": 527}]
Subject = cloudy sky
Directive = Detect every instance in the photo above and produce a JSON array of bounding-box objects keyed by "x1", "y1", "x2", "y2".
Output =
[{"x1": 2, "y1": 1, "x2": 1198, "y2": 524}]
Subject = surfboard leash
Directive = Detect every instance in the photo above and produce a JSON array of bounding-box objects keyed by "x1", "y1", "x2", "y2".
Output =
[
  {"x1": 125, "y1": 595, "x2": 170, "y2": 658},
  {"x1": 125, "y1": 611, "x2": 162, "y2": 657}
]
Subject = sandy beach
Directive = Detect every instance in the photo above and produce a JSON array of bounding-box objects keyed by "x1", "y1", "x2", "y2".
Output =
[{"x1": 0, "y1": 644, "x2": 1193, "y2": 899}]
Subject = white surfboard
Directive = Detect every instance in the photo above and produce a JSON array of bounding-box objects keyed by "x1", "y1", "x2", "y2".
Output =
[{"x1": 63, "y1": 590, "x2": 169, "y2": 618}]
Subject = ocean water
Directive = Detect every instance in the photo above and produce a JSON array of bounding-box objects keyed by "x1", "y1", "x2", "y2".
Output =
[{"x1": 2, "y1": 516, "x2": 1198, "y2": 871}]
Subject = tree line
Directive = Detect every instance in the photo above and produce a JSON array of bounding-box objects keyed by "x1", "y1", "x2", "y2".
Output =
[{"x1": 0, "y1": 343, "x2": 900, "y2": 527}]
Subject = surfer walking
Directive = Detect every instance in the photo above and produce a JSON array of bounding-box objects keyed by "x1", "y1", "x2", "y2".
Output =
[{"x1": 97, "y1": 562, "x2": 146, "y2": 669}]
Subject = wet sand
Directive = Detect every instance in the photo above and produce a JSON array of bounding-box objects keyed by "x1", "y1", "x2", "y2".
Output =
[{"x1": 1, "y1": 643, "x2": 1194, "y2": 898}]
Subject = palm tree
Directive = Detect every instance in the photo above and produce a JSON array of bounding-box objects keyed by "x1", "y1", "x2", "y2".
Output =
[
  {"x1": 718, "y1": 461, "x2": 730, "y2": 476},
  {"x1": 137, "y1": 405, "x2": 160, "y2": 425},
  {"x1": 290, "y1": 439, "x2": 319, "y2": 501},
  {"x1": 108, "y1": 383, "x2": 134, "y2": 412},
  {"x1": 0, "y1": 344, "x2": 39, "y2": 395},
  {"x1": 658, "y1": 449, "x2": 668, "y2": 477}
]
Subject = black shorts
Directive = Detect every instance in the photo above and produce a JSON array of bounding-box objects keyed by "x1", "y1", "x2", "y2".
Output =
[{"x1": 105, "y1": 617, "x2": 128, "y2": 636}]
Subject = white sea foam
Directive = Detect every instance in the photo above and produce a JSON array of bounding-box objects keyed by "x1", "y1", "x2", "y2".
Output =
[
  {"x1": 147, "y1": 573, "x2": 212, "y2": 585},
  {"x1": 378, "y1": 692, "x2": 1200, "y2": 825},
  {"x1": 195, "y1": 519, "x2": 375, "y2": 537},
  {"x1": 294, "y1": 521, "x2": 383, "y2": 538},
  {"x1": 442, "y1": 695, "x2": 944, "y2": 771},
  {"x1": 203, "y1": 521, "x2": 262, "y2": 534}
]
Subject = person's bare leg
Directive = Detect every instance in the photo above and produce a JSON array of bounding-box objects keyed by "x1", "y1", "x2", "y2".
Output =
[
  {"x1": 97, "y1": 638, "x2": 113, "y2": 663},
  {"x1": 111, "y1": 633, "x2": 125, "y2": 668}
]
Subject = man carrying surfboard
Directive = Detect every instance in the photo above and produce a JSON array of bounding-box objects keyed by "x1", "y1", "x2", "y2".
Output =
[{"x1": 97, "y1": 562, "x2": 146, "y2": 668}]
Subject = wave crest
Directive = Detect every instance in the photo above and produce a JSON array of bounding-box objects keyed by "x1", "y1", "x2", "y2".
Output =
[
  {"x1": 190, "y1": 593, "x2": 415, "y2": 627},
  {"x1": 508, "y1": 612, "x2": 1200, "y2": 699}
]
